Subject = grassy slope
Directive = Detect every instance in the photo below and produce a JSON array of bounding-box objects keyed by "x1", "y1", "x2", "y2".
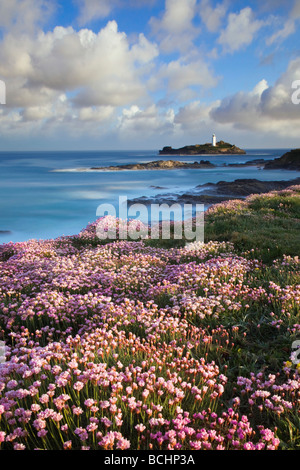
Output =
[
  {"x1": 142, "y1": 185, "x2": 300, "y2": 262},
  {"x1": 204, "y1": 186, "x2": 300, "y2": 264}
]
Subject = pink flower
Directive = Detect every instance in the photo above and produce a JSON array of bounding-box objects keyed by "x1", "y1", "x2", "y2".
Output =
[
  {"x1": 63, "y1": 440, "x2": 72, "y2": 450},
  {"x1": 33, "y1": 419, "x2": 46, "y2": 431},
  {"x1": 13, "y1": 443, "x2": 26, "y2": 450},
  {"x1": 87, "y1": 422, "x2": 98, "y2": 433},
  {"x1": 75, "y1": 427, "x2": 88, "y2": 441},
  {"x1": 39, "y1": 394, "x2": 49, "y2": 404},
  {"x1": 135, "y1": 424, "x2": 146, "y2": 433},
  {"x1": 116, "y1": 438, "x2": 130, "y2": 450},
  {"x1": 84, "y1": 398, "x2": 96, "y2": 408},
  {"x1": 73, "y1": 381, "x2": 84, "y2": 391}
]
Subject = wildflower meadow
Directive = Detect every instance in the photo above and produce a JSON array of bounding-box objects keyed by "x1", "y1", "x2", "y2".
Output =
[{"x1": 0, "y1": 186, "x2": 299, "y2": 451}]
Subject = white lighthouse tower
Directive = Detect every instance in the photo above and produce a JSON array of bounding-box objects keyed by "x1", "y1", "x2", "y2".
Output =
[{"x1": 212, "y1": 134, "x2": 216, "y2": 147}]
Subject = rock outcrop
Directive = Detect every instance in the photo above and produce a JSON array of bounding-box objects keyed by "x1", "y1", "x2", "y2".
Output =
[
  {"x1": 90, "y1": 160, "x2": 215, "y2": 171},
  {"x1": 264, "y1": 149, "x2": 300, "y2": 171},
  {"x1": 197, "y1": 178, "x2": 300, "y2": 196}
]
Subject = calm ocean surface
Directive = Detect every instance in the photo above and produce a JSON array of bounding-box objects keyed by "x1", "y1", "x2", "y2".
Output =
[{"x1": 1, "y1": 148, "x2": 300, "y2": 244}]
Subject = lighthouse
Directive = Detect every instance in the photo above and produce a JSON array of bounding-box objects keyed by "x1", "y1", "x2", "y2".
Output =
[{"x1": 212, "y1": 134, "x2": 216, "y2": 147}]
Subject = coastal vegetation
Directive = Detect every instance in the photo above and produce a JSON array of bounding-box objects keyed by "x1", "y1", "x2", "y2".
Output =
[
  {"x1": 0, "y1": 185, "x2": 299, "y2": 450},
  {"x1": 204, "y1": 185, "x2": 300, "y2": 263}
]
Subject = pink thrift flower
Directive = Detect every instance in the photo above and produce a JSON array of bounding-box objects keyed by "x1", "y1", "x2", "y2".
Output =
[
  {"x1": 73, "y1": 381, "x2": 84, "y2": 391},
  {"x1": 63, "y1": 441, "x2": 72, "y2": 450},
  {"x1": 135, "y1": 424, "x2": 146, "y2": 433}
]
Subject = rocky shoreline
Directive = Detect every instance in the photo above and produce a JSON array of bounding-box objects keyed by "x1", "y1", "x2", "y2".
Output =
[{"x1": 128, "y1": 177, "x2": 300, "y2": 207}]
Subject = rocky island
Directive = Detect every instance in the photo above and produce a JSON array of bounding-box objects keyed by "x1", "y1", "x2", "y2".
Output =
[
  {"x1": 159, "y1": 140, "x2": 246, "y2": 155},
  {"x1": 90, "y1": 159, "x2": 215, "y2": 171}
]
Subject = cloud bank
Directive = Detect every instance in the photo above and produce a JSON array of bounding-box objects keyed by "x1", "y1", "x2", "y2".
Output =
[{"x1": 0, "y1": 0, "x2": 299, "y2": 149}]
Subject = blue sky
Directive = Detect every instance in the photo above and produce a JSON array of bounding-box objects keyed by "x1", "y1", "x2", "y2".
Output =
[{"x1": 0, "y1": 0, "x2": 299, "y2": 150}]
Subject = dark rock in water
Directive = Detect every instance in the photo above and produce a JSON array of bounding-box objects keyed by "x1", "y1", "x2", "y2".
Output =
[
  {"x1": 90, "y1": 159, "x2": 215, "y2": 171},
  {"x1": 0, "y1": 230, "x2": 12, "y2": 235},
  {"x1": 128, "y1": 193, "x2": 235, "y2": 206},
  {"x1": 264, "y1": 149, "x2": 300, "y2": 171},
  {"x1": 150, "y1": 185, "x2": 167, "y2": 189},
  {"x1": 196, "y1": 178, "x2": 300, "y2": 196},
  {"x1": 226, "y1": 159, "x2": 272, "y2": 167}
]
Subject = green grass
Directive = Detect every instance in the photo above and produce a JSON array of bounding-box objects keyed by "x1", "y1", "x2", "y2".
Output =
[
  {"x1": 204, "y1": 187, "x2": 300, "y2": 263},
  {"x1": 142, "y1": 186, "x2": 300, "y2": 264}
]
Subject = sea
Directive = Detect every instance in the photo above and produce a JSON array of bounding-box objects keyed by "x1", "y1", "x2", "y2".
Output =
[{"x1": 1, "y1": 148, "x2": 300, "y2": 244}]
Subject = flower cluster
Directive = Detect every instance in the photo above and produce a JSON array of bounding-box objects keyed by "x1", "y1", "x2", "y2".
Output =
[{"x1": 0, "y1": 215, "x2": 299, "y2": 450}]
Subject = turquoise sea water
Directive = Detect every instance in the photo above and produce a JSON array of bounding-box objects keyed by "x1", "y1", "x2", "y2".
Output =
[{"x1": 0, "y1": 148, "x2": 299, "y2": 244}]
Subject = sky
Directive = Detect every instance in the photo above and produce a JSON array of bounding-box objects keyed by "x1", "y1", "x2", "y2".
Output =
[{"x1": 0, "y1": 0, "x2": 300, "y2": 150}]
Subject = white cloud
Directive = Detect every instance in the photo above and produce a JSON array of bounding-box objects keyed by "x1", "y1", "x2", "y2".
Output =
[
  {"x1": 77, "y1": 105, "x2": 115, "y2": 122},
  {"x1": 210, "y1": 58, "x2": 300, "y2": 138},
  {"x1": 156, "y1": 0, "x2": 197, "y2": 34},
  {"x1": 199, "y1": 0, "x2": 228, "y2": 33},
  {"x1": 0, "y1": 0, "x2": 54, "y2": 33},
  {"x1": 174, "y1": 100, "x2": 217, "y2": 130},
  {"x1": 210, "y1": 80, "x2": 269, "y2": 129},
  {"x1": 21, "y1": 105, "x2": 55, "y2": 122},
  {"x1": 150, "y1": 0, "x2": 199, "y2": 52},
  {"x1": 218, "y1": 7, "x2": 265, "y2": 53},
  {"x1": 265, "y1": 0, "x2": 300, "y2": 45},
  {"x1": 117, "y1": 104, "x2": 175, "y2": 138},
  {"x1": 158, "y1": 57, "x2": 219, "y2": 92},
  {"x1": 0, "y1": 0, "x2": 298, "y2": 150},
  {"x1": 266, "y1": 19, "x2": 296, "y2": 46},
  {"x1": 75, "y1": 0, "x2": 159, "y2": 25},
  {"x1": 0, "y1": 20, "x2": 159, "y2": 116},
  {"x1": 130, "y1": 33, "x2": 159, "y2": 64},
  {"x1": 171, "y1": 99, "x2": 240, "y2": 147},
  {"x1": 260, "y1": 58, "x2": 300, "y2": 120},
  {"x1": 291, "y1": 0, "x2": 300, "y2": 19},
  {"x1": 75, "y1": 0, "x2": 119, "y2": 25}
]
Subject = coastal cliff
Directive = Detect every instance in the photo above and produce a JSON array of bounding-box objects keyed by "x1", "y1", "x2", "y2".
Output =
[{"x1": 159, "y1": 141, "x2": 246, "y2": 155}]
